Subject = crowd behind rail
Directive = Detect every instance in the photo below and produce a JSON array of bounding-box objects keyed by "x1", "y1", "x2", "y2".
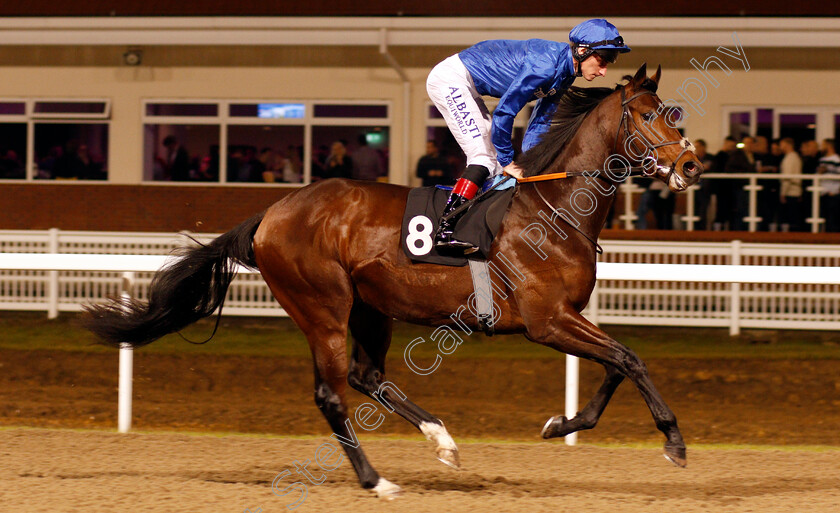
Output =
[{"x1": 416, "y1": 136, "x2": 840, "y2": 233}]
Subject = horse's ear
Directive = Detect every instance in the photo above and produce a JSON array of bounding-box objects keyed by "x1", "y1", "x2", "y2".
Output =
[
  {"x1": 631, "y1": 63, "x2": 648, "y2": 88},
  {"x1": 651, "y1": 65, "x2": 662, "y2": 85}
]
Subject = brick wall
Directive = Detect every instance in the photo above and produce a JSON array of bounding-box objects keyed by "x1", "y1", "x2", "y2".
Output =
[{"x1": 0, "y1": 184, "x2": 294, "y2": 233}]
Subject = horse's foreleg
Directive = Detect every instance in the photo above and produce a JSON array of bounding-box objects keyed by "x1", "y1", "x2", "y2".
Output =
[
  {"x1": 540, "y1": 363, "x2": 624, "y2": 439},
  {"x1": 530, "y1": 307, "x2": 686, "y2": 467},
  {"x1": 347, "y1": 302, "x2": 460, "y2": 469}
]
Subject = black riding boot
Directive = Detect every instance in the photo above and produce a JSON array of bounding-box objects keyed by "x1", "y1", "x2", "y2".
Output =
[{"x1": 435, "y1": 165, "x2": 490, "y2": 253}]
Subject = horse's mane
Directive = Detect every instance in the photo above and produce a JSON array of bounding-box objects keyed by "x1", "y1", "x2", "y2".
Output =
[{"x1": 518, "y1": 75, "x2": 658, "y2": 177}]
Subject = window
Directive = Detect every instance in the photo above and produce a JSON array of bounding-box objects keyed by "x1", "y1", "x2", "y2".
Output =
[
  {"x1": 729, "y1": 111, "x2": 751, "y2": 139},
  {"x1": 723, "y1": 106, "x2": 837, "y2": 149},
  {"x1": 0, "y1": 99, "x2": 110, "y2": 181},
  {"x1": 143, "y1": 100, "x2": 390, "y2": 185},
  {"x1": 779, "y1": 113, "x2": 817, "y2": 147}
]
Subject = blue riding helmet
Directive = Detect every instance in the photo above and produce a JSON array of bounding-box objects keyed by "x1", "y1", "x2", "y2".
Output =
[{"x1": 569, "y1": 19, "x2": 630, "y2": 65}]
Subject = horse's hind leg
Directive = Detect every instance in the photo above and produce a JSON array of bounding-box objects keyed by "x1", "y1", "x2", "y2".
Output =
[
  {"x1": 303, "y1": 325, "x2": 401, "y2": 499},
  {"x1": 347, "y1": 301, "x2": 461, "y2": 469},
  {"x1": 540, "y1": 363, "x2": 624, "y2": 439},
  {"x1": 257, "y1": 261, "x2": 401, "y2": 498}
]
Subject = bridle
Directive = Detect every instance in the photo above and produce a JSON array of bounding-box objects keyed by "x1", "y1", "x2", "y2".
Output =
[
  {"x1": 613, "y1": 87, "x2": 694, "y2": 189},
  {"x1": 520, "y1": 85, "x2": 695, "y2": 253},
  {"x1": 517, "y1": 86, "x2": 692, "y2": 186}
]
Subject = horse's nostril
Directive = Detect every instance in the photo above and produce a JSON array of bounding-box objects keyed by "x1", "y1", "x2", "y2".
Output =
[{"x1": 682, "y1": 161, "x2": 699, "y2": 176}]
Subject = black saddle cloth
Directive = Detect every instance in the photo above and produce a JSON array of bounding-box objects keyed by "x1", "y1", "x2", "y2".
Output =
[{"x1": 400, "y1": 185, "x2": 515, "y2": 266}]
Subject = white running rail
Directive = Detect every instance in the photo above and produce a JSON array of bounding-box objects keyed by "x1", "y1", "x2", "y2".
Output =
[{"x1": 3, "y1": 229, "x2": 840, "y2": 441}]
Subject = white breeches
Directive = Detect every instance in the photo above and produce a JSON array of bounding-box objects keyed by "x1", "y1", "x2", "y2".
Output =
[{"x1": 426, "y1": 55, "x2": 502, "y2": 177}]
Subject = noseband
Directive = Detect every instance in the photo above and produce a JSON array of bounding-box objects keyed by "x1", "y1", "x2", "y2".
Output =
[{"x1": 614, "y1": 87, "x2": 694, "y2": 187}]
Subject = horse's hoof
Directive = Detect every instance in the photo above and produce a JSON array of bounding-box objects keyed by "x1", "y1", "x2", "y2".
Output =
[
  {"x1": 420, "y1": 421, "x2": 460, "y2": 469},
  {"x1": 373, "y1": 477, "x2": 403, "y2": 500},
  {"x1": 436, "y1": 447, "x2": 461, "y2": 469},
  {"x1": 664, "y1": 444, "x2": 687, "y2": 468},
  {"x1": 540, "y1": 415, "x2": 568, "y2": 439}
]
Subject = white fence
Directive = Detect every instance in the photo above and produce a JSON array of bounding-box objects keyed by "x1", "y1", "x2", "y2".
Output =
[
  {"x1": 0, "y1": 228, "x2": 283, "y2": 318},
  {"x1": 2, "y1": 229, "x2": 840, "y2": 335}
]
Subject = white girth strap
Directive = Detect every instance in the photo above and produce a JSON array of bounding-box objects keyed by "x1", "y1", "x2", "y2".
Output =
[{"x1": 468, "y1": 259, "x2": 494, "y2": 327}]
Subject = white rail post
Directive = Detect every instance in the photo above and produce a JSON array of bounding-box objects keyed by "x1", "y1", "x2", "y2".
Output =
[
  {"x1": 118, "y1": 271, "x2": 135, "y2": 433},
  {"x1": 729, "y1": 240, "x2": 742, "y2": 336},
  {"x1": 744, "y1": 176, "x2": 762, "y2": 232},
  {"x1": 47, "y1": 228, "x2": 60, "y2": 319},
  {"x1": 566, "y1": 283, "x2": 600, "y2": 446},
  {"x1": 681, "y1": 185, "x2": 699, "y2": 231},
  {"x1": 806, "y1": 176, "x2": 823, "y2": 234},
  {"x1": 619, "y1": 181, "x2": 642, "y2": 229}
]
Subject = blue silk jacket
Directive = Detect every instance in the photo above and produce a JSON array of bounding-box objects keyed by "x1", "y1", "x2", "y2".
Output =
[{"x1": 459, "y1": 39, "x2": 577, "y2": 167}]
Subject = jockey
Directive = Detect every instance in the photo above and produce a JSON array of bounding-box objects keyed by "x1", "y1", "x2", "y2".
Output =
[{"x1": 426, "y1": 18, "x2": 630, "y2": 252}]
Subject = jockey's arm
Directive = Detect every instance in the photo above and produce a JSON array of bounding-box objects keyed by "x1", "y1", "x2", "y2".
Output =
[
  {"x1": 491, "y1": 60, "x2": 553, "y2": 168},
  {"x1": 521, "y1": 98, "x2": 560, "y2": 153}
]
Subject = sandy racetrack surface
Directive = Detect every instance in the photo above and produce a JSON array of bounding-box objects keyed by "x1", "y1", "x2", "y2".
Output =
[
  {"x1": 1, "y1": 429, "x2": 839, "y2": 513},
  {"x1": 2, "y1": 348, "x2": 840, "y2": 511}
]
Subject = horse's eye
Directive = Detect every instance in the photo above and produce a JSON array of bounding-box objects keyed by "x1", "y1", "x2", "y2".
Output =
[{"x1": 641, "y1": 111, "x2": 654, "y2": 121}]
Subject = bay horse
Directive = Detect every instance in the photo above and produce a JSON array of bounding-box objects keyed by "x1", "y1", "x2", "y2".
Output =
[{"x1": 84, "y1": 64, "x2": 701, "y2": 498}]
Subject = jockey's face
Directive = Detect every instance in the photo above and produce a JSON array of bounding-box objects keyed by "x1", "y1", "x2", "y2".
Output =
[{"x1": 577, "y1": 49, "x2": 609, "y2": 81}]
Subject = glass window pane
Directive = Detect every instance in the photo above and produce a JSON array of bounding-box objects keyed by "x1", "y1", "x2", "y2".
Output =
[
  {"x1": 229, "y1": 103, "x2": 306, "y2": 119},
  {"x1": 428, "y1": 105, "x2": 444, "y2": 119},
  {"x1": 729, "y1": 111, "x2": 751, "y2": 139},
  {"x1": 143, "y1": 124, "x2": 219, "y2": 181},
  {"x1": 0, "y1": 123, "x2": 27, "y2": 179},
  {"x1": 756, "y1": 108, "x2": 773, "y2": 140},
  {"x1": 779, "y1": 113, "x2": 817, "y2": 148},
  {"x1": 33, "y1": 123, "x2": 108, "y2": 180},
  {"x1": 312, "y1": 126, "x2": 389, "y2": 181},
  {"x1": 227, "y1": 125, "x2": 305, "y2": 183},
  {"x1": 0, "y1": 102, "x2": 26, "y2": 116},
  {"x1": 34, "y1": 101, "x2": 107, "y2": 115},
  {"x1": 313, "y1": 104, "x2": 387, "y2": 118},
  {"x1": 835, "y1": 114, "x2": 840, "y2": 142},
  {"x1": 145, "y1": 103, "x2": 218, "y2": 117},
  {"x1": 229, "y1": 103, "x2": 305, "y2": 119}
]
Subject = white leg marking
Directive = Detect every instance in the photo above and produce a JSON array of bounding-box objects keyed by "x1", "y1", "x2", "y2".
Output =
[
  {"x1": 373, "y1": 477, "x2": 403, "y2": 500},
  {"x1": 420, "y1": 421, "x2": 460, "y2": 469}
]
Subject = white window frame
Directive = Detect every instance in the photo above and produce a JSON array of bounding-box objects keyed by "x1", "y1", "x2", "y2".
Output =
[{"x1": 0, "y1": 98, "x2": 111, "y2": 182}]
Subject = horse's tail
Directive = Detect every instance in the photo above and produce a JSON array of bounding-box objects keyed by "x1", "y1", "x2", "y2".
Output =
[{"x1": 82, "y1": 212, "x2": 264, "y2": 348}]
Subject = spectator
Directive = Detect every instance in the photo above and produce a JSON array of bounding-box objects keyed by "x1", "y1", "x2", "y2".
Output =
[
  {"x1": 723, "y1": 135, "x2": 756, "y2": 231},
  {"x1": 323, "y1": 141, "x2": 353, "y2": 180},
  {"x1": 800, "y1": 139, "x2": 820, "y2": 227},
  {"x1": 285, "y1": 145, "x2": 303, "y2": 183},
  {"x1": 818, "y1": 139, "x2": 840, "y2": 232},
  {"x1": 693, "y1": 139, "x2": 715, "y2": 229},
  {"x1": 712, "y1": 136, "x2": 737, "y2": 230},
  {"x1": 756, "y1": 138, "x2": 782, "y2": 230},
  {"x1": 162, "y1": 135, "x2": 191, "y2": 181},
  {"x1": 258, "y1": 147, "x2": 279, "y2": 183},
  {"x1": 0, "y1": 149, "x2": 24, "y2": 179},
  {"x1": 416, "y1": 140, "x2": 452, "y2": 187},
  {"x1": 53, "y1": 140, "x2": 87, "y2": 180},
  {"x1": 351, "y1": 134, "x2": 384, "y2": 181},
  {"x1": 311, "y1": 144, "x2": 330, "y2": 180},
  {"x1": 801, "y1": 140, "x2": 820, "y2": 174},
  {"x1": 779, "y1": 137, "x2": 804, "y2": 231}
]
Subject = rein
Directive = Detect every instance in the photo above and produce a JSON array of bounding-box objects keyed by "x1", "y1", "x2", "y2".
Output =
[{"x1": 515, "y1": 86, "x2": 691, "y2": 254}]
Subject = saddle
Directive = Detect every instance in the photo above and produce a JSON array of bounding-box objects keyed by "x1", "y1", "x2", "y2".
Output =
[{"x1": 400, "y1": 184, "x2": 515, "y2": 267}]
